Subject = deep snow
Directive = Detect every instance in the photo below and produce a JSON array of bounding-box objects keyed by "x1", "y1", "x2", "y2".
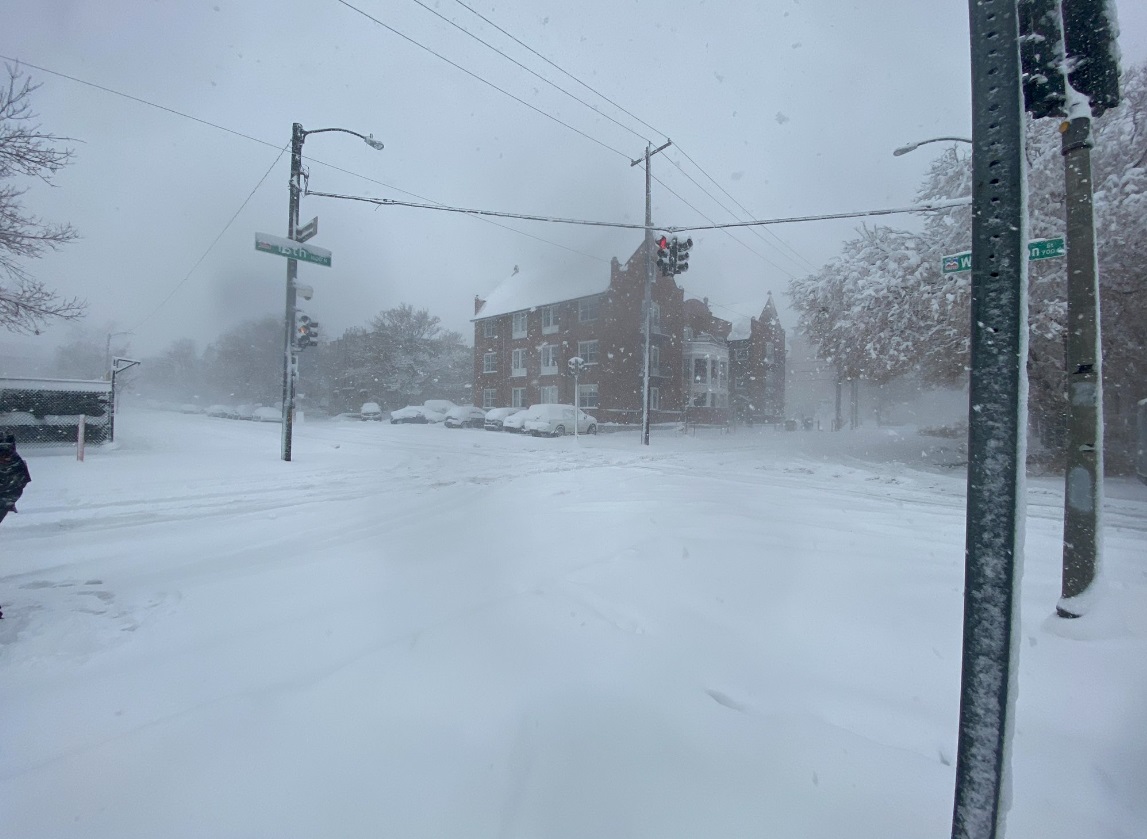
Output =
[{"x1": 1, "y1": 410, "x2": 1144, "y2": 838}]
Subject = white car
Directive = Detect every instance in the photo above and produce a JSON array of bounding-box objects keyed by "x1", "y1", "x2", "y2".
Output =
[
  {"x1": 483, "y1": 407, "x2": 520, "y2": 431},
  {"x1": 521, "y1": 404, "x2": 598, "y2": 437},
  {"x1": 500, "y1": 409, "x2": 529, "y2": 433},
  {"x1": 444, "y1": 406, "x2": 487, "y2": 429},
  {"x1": 252, "y1": 406, "x2": 281, "y2": 422},
  {"x1": 360, "y1": 402, "x2": 383, "y2": 421},
  {"x1": 422, "y1": 400, "x2": 458, "y2": 416},
  {"x1": 389, "y1": 405, "x2": 446, "y2": 424}
]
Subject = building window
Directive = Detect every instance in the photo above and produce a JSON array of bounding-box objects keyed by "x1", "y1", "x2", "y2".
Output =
[
  {"x1": 577, "y1": 383, "x2": 599, "y2": 409},
  {"x1": 483, "y1": 352, "x2": 497, "y2": 374},
  {"x1": 483, "y1": 388, "x2": 497, "y2": 408},
  {"x1": 577, "y1": 340, "x2": 599, "y2": 365},
  {"x1": 650, "y1": 302, "x2": 661, "y2": 333},
  {"x1": 512, "y1": 348, "x2": 527, "y2": 377},
  {"x1": 541, "y1": 344, "x2": 559, "y2": 374},
  {"x1": 650, "y1": 386, "x2": 660, "y2": 411},
  {"x1": 539, "y1": 385, "x2": 559, "y2": 404},
  {"x1": 512, "y1": 387, "x2": 526, "y2": 408},
  {"x1": 542, "y1": 306, "x2": 558, "y2": 334},
  {"x1": 693, "y1": 358, "x2": 708, "y2": 384},
  {"x1": 650, "y1": 345, "x2": 660, "y2": 376},
  {"x1": 578, "y1": 296, "x2": 600, "y2": 322},
  {"x1": 483, "y1": 320, "x2": 497, "y2": 339},
  {"x1": 734, "y1": 347, "x2": 749, "y2": 362},
  {"x1": 718, "y1": 361, "x2": 728, "y2": 388},
  {"x1": 692, "y1": 391, "x2": 706, "y2": 407},
  {"x1": 512, "y1": 311, "x2": 528, "y2": 338}
]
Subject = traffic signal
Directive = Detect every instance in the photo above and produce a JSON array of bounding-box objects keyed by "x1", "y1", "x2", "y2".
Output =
[
  {"x1": 296, "y1": 313, "x2": 319, "y2": 349},
  {"x1": 655, "y1": 235, "x2": 671, "y2": 277},
  {"x1": 1019, "y1": 0, "x2": 1120, "y2": 119},
  {"x1": 1019, "y1": 0, "x2": 1066, "y2": 119},
  {"x1": 1062, "y1": 0, "x2": 1120, "y2": 117},
  {"x1": 675, "y1": 237, "x2": 692, "y2": 275}
]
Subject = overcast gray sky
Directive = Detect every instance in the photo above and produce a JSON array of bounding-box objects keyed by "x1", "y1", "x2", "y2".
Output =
[{"x1": 4, "y1": 1, "x2": 1146, "y2": 360}]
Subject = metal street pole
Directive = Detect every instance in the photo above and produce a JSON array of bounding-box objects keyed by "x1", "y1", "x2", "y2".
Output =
[
  {"x1": 630, "y1": 140, "x2": 671, "y2": 446},
  {"x1": 950, "y1": 0, "x2": 1029, "y2": 836},
  {"x1": 1056, "y1": 114, "x2": 1103, "y2": 618},
  {"x1": 280, "y1": 122, "x2": 304, "y2": 462}
]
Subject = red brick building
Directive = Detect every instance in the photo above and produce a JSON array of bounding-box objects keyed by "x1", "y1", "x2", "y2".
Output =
[
  {"x1": 472, "y1": 240, "x2": 785, "y2": 426},
  {"x1": 728, "y1": 294, "x2": 787, "y2": 423}
]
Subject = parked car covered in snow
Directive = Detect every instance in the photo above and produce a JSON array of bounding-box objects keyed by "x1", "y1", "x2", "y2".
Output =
[
  {"x1": 360, "y1": 402, "x2": 384, "y2": 421},
  {"x1": 500, "y1": 409, "x2": 529, "y2": 433},
  {"x1": 389, "y1": 405, "x2": 445, "y2": 424},
  {"x1": 521, "y1": 404, "x2": 597, "y2": 437},
  {"x1": 444, "y1": 406, "x2": 486, "y2": 429},
  {"x1": 252, "y1": 407, "x2": 281, "y2": 422},
  {"x1": 483, "y1": 407, "x2": 520, "y2": 431},
  {"x1": 422, "y1": 400, "x2": 457, "y2": 416}
]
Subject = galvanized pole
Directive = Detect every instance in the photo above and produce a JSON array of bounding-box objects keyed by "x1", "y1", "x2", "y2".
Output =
[
  {"x1": 1056, "y1": 114, "x2": 1103, "y2": 618},
  {"x1": 641, "y1": 144, "x2": 653, "y2": 446},
  {"x1": 951, "y1": 0, "x2": 1029, "y2": 836},
  {"x1": 630, "y1": 140, "x2": 671, "y2": 446},
  {"x1": 280, "y1": 123, "x2": 304, "y2": 462}
]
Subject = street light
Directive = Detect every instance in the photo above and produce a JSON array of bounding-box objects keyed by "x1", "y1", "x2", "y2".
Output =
[
  {"x1": 105, "y1": 330, "x2": 133, "y2": 380},
  {"x1": 280, "y1": 123, "x2": 384, "y2": 462},
  {"x1": 892, "y1": 136, "x2": 972, "y2": 156}
]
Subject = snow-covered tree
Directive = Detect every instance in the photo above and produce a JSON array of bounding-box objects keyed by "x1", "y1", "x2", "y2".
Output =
[
  {"x1": 790, "y1": 59, "x2": 1147, "y2": 470},
  {"x1": 0, "y1": 65, "x2": 84, "y2": 333}
]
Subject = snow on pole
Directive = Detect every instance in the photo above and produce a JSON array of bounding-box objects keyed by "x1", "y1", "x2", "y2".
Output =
[
  {"x1": 952, "y1": 0, "x2": 1029, "y2": 837},
  {"x1": 77, "y1": 414, "x2": 86, "y2": 462}
]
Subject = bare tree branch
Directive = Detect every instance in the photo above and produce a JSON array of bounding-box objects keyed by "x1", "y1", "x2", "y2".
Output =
[{"x1": 0, "y1": 62, "x2": 84, "y2": 334}]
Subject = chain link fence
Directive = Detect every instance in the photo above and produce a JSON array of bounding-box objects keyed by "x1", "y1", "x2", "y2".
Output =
[{"x1": 0, "y1": 377, "x2": 114, "y2": 452}]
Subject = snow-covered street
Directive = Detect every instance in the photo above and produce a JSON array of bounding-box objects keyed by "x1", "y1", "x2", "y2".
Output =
[{"x1": 1, "y1": 410, "x2": 1144, "y2": 838}]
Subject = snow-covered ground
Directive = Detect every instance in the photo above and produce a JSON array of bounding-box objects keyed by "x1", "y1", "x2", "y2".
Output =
[{"x1": 1, "y1": 410, "x2": 1144, "y2": 839}]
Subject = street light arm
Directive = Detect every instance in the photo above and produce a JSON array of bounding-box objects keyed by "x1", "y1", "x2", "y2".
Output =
[
  {"x1": 301, "y1": 126, "x2": 385, "y2": 150},
  {"x1": 892, "y1": 136, "x2": 973, "y2": 156}
]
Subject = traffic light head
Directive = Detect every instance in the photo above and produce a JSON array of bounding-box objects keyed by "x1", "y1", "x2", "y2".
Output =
[
  {"x1": 296, "y1": 313, "x2": 319, "y2": 349},
  {"x1": 674, "y1": 237, "x2": 692, "y2": 274},
  {"x1": 656, "y1": 235, "x2": 672, "y2": 276}
]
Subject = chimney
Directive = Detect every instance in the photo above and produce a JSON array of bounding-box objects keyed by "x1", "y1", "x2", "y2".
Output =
[{"x1": 474, "y1": 295, "x2": 486, "y2": 315}]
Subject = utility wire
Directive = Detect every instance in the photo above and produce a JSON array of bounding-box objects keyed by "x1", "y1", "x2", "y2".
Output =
[
  {"x1": 128, "y1": 146, "x2": 288, "y2": 332},
  {"x1": 449, "y1": 0, "x2": 664, "y2": 139},
  {"x1": 336, "y1": 0, "x2": 632, "y2": 162},
  {"x1": 2, "y1": 54, "x2": 606, "y2": 264},
  {"x1": 307, "y1": 188, "x2": 974, "y2": 231},
  {"x1": 403, "y1": 0, "x2": 655, "y2": 146}
]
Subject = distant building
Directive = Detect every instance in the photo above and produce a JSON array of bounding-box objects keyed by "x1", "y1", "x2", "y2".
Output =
[
  {"x1": 472, "y1": 240, "x2": 785, "y2": 426},
  {"x1": 727, "y1": 294, "x2": 786, "y2": 424}
]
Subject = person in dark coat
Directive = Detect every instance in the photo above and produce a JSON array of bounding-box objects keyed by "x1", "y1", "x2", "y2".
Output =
[{"x1": 0, "y1": 433, "x2": 31, "y2": 526}]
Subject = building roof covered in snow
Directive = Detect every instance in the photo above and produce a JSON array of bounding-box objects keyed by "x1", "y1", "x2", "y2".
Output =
[{"x1": 473, "y1": 264, "x2": 611, "y2": 321}]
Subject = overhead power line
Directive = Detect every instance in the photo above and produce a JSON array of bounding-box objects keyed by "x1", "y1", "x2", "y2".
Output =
[
  {"x1": 336, "y1": 0, "x2": 632, "y2": 162},
  {"x1": 306, "y1": 188, "x2": 974, "y2": 231}
]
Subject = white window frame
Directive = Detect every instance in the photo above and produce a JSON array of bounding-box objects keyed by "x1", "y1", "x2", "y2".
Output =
[
  {"x1": 650, "y1": 345, "x2": 660, "y2": 376},
  {"x1": 539, "y1": 385, "x2": 559, "y2": 404},
  {"x1": 482, "y1": 388, "x2": 497, "y2": 408},
  {"x1": 577, "y1": 340, "x2": 599, "y2": 365},
  {"x1": 577, "y1": 383, "x2": 599, "y2": 409},
  {"x1": 483, "y1": 352, "x2": 497, "y2": 374},
  {"x1": 541, "y1": 306, "x2": 558, "y2": 334},
  {"x1": 512, "y1": 311, "x2": 528, "y2": 339},
  {"x1": 650, "y1": 301, "x2": 661, "y2": 333},
  {"x1": 540, "y1": 344, "x2": 559, "y2": 375},
  {"x1": 578, "y1": 297, "x2": 600, "y2": 323},
  {"x1": 483, "y1": 320, "x2": 497, "y2": 339},
  {"x1": 650, "y1": 386, "x2": 660, "y2": 411},
  {"x1": 512, "y1": 387, "x2": 526, "y2": 408},
  {"x1": 511, "y1": 348, "x2": 527, "y2": 377}
]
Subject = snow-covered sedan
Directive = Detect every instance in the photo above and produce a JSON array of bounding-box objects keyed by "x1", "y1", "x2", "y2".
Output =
[
  {"x1": 521, "y1": 404, "x2": 597, "y2": 437},
  {"x1": 389, "y1": 405, "x2": 448, "y2": 424},
  {"x1": 483, "y1": 407, "x2": 521, "y2": 431},
  {"x1": 500, "y1": 409, "x2": 529, "y2": 433},
  {"x1": 443, "y1": 406, "x2": 487, "y2": 429}
]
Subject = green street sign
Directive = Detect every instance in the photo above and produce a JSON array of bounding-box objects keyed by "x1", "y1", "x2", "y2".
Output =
[
  {"x1": 941, "y1": 237, "x2": 1065, "y2": 273},
  {"x1": 255, "y1": 232, "x2": 331, "y2": 268},
  {"x1": 1028, "y1": 237, "x2": 1065, "y2": 260}
]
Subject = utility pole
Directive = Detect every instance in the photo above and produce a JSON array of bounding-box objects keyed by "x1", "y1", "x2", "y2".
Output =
[
  {"x1": 1057, "y1": 114, "x2": 1104, "y2": 617},
  {"x1": 630, "y1": 140, "x2": 671, "y2": 446},
  {"x1": 280, "y1": 122, "x2": 304, "y2": 462},
  {"x1": 950, "y1": 0, "x2": 1028, "y2": 836}
]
